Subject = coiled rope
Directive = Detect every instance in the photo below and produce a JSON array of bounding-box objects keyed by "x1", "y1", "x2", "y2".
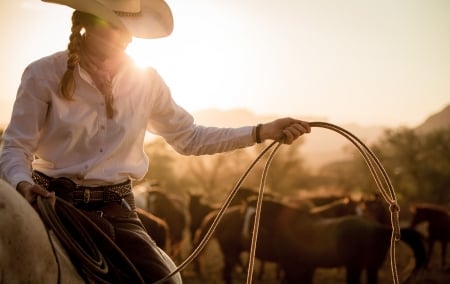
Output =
[
  {"x1": 36, "y1": 196, "x2": 145, "y2": 284},
  {"x1": 155, "y1": 121, "x2": 401, "y2": 284}
]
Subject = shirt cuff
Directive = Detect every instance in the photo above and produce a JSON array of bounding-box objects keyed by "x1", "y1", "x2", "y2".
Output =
[{"x1": 9, "y1": 173, "x2": 34, "y2": 190}]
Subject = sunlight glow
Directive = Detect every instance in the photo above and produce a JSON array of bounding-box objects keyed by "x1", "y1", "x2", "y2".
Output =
[
  {"x1": 125, "y1": 37, "x2": 178, "y2": 70},
  {"x1": 126, "y1": 39, "x2": 156, "y2": 68},
  {"x1": 125, "y1": 36, "x2": 249, "y2": 113}
]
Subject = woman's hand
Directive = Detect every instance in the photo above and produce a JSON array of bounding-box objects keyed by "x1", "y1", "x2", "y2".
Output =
[
  {"x1": 258, "y1": 118, "x2": 311, "y2": 144},
  {"x1": 16, "y1": 181, "x2": 56, "y2": 207}
]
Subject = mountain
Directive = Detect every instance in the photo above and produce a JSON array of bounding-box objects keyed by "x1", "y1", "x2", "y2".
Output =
[
  {"x1": 414, "y1": 104, "x2": 450, "y2": 134},
  {"x1": 300, "y1": 123, "x2": 386, "y2": 170},
  {"x1": 192, "y1": 104, "x2": 450, "y2": 170},
  {"x1": 192, "y1": 108, "x2": 387, "y2": 170}
]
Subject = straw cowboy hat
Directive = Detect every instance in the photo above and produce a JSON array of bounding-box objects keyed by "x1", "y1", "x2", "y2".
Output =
[{"x1": 42, "y1": 0, "x2": 173, "y2": 39}]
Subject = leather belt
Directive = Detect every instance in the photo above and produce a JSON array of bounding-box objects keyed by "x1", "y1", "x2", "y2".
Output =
[{"x1": 32, "y1": 171, "x2": 132, "y2": 204}]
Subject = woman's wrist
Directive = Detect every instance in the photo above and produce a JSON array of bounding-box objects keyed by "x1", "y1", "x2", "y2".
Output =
[
  {"x1": 252, "y1": 123, "x2": 264, "y2": 143},
  {"x1": 255, "y1": 124, "x2": 263, "y2": 143}
]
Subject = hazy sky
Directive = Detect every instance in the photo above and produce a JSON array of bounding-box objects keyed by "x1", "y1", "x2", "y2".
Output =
[{"x1": 1, "y1": 0, "x2": 449, "y2": 127}]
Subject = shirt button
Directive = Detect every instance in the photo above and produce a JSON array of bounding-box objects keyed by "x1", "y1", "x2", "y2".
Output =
[{"x1": 100, "y1": 125, "x2": 105, "y2": 130}]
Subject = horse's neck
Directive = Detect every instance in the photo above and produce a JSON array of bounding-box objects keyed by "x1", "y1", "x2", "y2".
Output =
[{"x1": 198, "y1": 203, "x2": 215, "y2": 220}]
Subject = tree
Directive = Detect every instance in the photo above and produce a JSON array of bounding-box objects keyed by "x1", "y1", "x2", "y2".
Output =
[
  {"x1": 263, "y1": 139, "x2": 313, "y2": 196},
  {"x1": 141, "y1": 138, "x2": 182, "y2": 193},
  {"x1": 411, "y1": 128, "x2": 450, "y2": 203},
  {"x1": 140, "y1": 136, "x2": 313, "y2": 202},
  {"x1": 325, "y1": 127, "x2": 450, "y2": 206}
]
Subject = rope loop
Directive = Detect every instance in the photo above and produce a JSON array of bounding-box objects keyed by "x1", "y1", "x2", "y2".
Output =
[
  {"x1": 308, "y1": 122, "x2": 401, "y2": 284},
  {"x1": 154, "y1": 121, "x2": 401, "y2": 284}
]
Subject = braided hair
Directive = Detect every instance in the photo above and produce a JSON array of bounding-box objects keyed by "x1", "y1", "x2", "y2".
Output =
[{"x1": 60, "y1": 11, "x2": 101, "y2": 101}]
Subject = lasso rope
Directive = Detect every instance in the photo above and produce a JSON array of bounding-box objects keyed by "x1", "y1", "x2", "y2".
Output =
[
  {"x1": 308, "y1": 122, "x2": 401, "y2": 284},
  {"x1": 246, "y1": 139, "x2": 283, "y2": 284},
  {"x1": 37, "y1": 196, "x2": 145, "y2": 284},
  {"x1": 34, "y1": 121, "x2": 400, "y2": 284},
  {"x1": 153, "y1": 138, "x2": 280, "y2": 284},
  {"x1": 246, "y1": 122, "x2": 401, "y2": 284},
  {"x1": 156, "y1": 121, "x2": 401, "y2": 284}
]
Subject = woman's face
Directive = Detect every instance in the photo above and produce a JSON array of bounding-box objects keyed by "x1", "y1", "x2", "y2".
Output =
[{"x1": 84, "y1": 18, "x2": 132, "y2": 60}]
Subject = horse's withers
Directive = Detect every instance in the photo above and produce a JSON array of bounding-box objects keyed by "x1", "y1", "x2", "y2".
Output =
[{"x1": 0, "y1": 179, "x2": 84, "y2": 283}]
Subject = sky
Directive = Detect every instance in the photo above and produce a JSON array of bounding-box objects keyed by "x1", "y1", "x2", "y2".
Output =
[{"x1": 0, "y1": 0, "x2": 449, "y2": 128}]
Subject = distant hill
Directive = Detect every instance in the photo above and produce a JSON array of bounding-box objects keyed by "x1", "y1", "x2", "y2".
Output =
[
  {"x1": 192, "y1": 104, "x2": 450, "y2": 170},
  {"x1": 414, "y1": 104, "x2": 450, "y2": 134},
  {"x1": 192, "y1": 108, "x2": 387, "y2": 170},
  {"x1": 192, "y1": 108, "x2": 328, "y2": 127}
]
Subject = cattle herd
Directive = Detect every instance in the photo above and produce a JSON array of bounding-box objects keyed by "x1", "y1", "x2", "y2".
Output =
[{"x1": 133, "y1": 184, "x2": 450, "y2": 284}]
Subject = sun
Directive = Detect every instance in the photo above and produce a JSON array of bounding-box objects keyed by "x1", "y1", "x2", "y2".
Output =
[
  {"x1": 124, "y1": 36, "x2": 249, "y2": 113},
  {"x1": 126, "y1": 38, "x2": 159, "y2": 68},
  {"x1": 126, "y1": 38, "x2": 173, "y2": 68}
]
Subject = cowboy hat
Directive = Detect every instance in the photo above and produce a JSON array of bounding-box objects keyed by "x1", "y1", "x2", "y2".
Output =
[{"x1": 42, "y1": 0, "x2": 173, "y2": 39}]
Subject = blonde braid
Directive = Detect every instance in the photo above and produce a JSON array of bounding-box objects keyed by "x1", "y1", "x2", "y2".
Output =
[{"x1": 60, "y1": 11, "x2": 84, "y2": 100}]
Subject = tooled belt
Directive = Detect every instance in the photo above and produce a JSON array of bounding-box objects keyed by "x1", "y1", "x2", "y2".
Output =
[{"x1": 32, "y1": 171, "x2": 132, "y2": 204}]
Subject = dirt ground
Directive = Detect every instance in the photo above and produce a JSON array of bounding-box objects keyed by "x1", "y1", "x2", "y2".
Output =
[{"x1": 176, "y1": 238, "x2": 450, "y2": 284}]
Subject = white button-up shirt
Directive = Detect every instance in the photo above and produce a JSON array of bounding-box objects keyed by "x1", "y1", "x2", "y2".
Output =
[{"x1": 0, "y1": 51, "x2": 254, "y2": 188}]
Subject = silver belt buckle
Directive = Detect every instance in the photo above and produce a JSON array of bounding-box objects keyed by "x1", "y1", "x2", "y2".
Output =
[{"x1": 83, "y1": 189, "x2": 91, "y2": 203}]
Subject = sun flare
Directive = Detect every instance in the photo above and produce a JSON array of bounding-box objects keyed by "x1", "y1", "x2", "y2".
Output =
[
  {"x1": 124, "y1": 37, "x2": 244, "y2": 112},
  {"x1": 126, "y1": 38, "x2": 158, "y2": 68}
]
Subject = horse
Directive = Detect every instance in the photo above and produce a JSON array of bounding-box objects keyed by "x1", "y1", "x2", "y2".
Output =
[
  {"x1": 136, "y1": 207, "x2": 170, "y2": 251},
  {"x1": 188, "y1": 187, "x2": 265, "y2": 244},
  {"x1": 410, "y1": 203, "x2": 450, "y2": 269},
  {"x1": 134, "y1": 184, "x2": 187, "y2": 262},
  {"x1": 188, "y1": 187, "x2": 277, "y2": 280},
  {"x1": 0, "y1": 179, "x2": 84, "y2": 283},
  {"x1": 188, "y1": 192, "x2": 217, "y2": 244},
  {"x1": 194, "y1": 197, "x2": 427, "y2": 284},
  {"x1": 358, "y1": 195, "x2": 428, "y2": 274},
  {"x1": 0, "y1": 179, "x2": 182, "y2": 283}
]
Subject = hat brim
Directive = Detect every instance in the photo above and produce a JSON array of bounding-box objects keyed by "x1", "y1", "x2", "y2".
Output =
[
  {"x1": 42, "y1": 0, "x2": 173, "y2": 39},
  {"x1": 120, "y1": 0, "x2": 173, "y2": 39}
]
